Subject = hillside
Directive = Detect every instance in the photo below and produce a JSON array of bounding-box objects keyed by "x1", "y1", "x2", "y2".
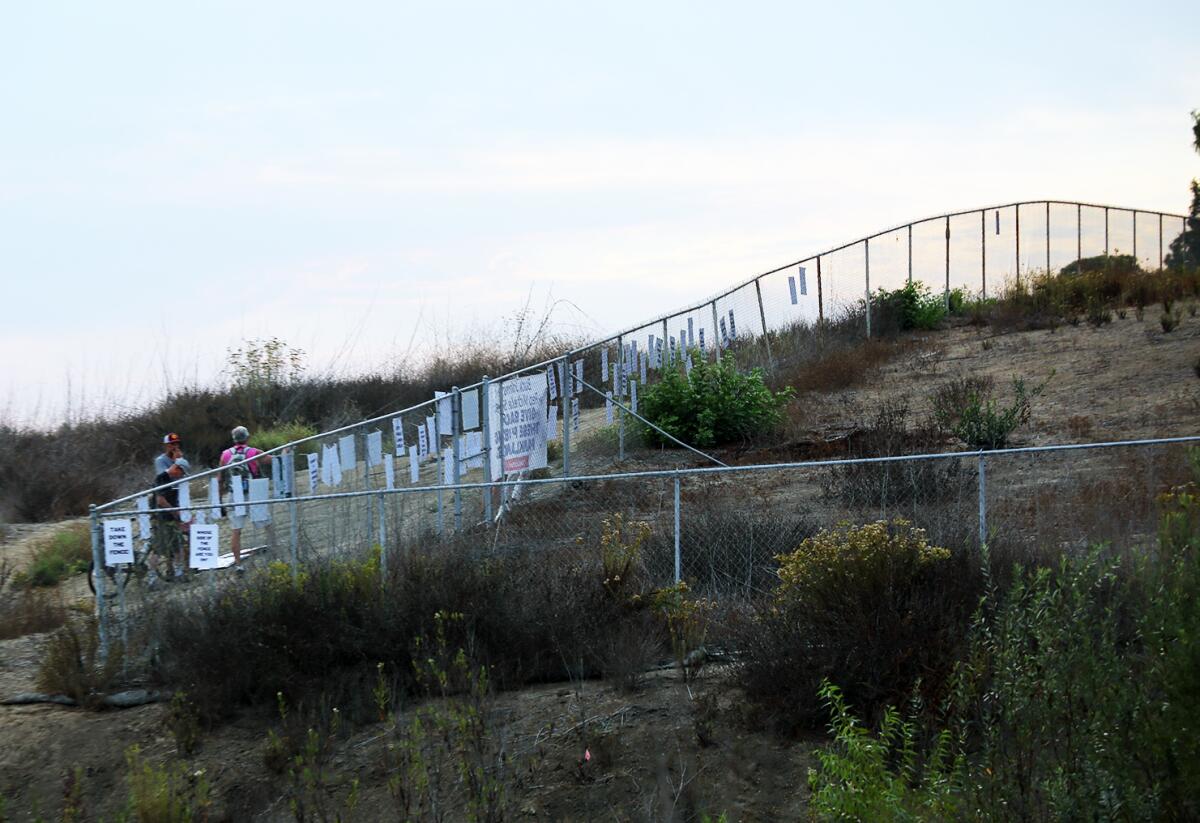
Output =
[{"x1": 1, "y1": 307, "x2": 1198, "y2": 821}]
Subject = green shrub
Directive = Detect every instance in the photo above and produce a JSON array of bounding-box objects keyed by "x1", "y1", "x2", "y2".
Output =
[
  {"x1": 638, "y1": 352, "x2": 792, "y2": 448},
  {"x1": 18, "y1": 523, "x2": 91, "y2": 588},
  {"x1": 250, "y1": 421, "x2": 319, "y2": 455},
  {"x1": 36, "y1": 619, "x2": 122, "y2": 707},
  {"x1": 737, "y1": 519, "x2": 980, "y2": 732},
  {"x1": 933, "y1": 376, "x2": 1042, "y2": 450},
  {"x1": 872, "y1": 282, "x2": 948, "y2": 332},
  {"x1": 124, "y1": 745, "x2": 211, "y2": 822}
]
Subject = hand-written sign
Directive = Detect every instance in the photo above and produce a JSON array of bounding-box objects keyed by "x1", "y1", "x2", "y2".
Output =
[
  {"x1": 104, "y1": 519, "x2": 134, "y2": 565},
  {"x1": 189, "y1": 523, "x2": 220, "y2": 570},
  {"x1": 488, "y1": 372, "x2": 548, "y2": 478}
]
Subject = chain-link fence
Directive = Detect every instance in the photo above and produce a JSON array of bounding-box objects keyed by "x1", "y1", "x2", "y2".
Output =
[{"x1": 89, "y1": 436, "x2": 1200, "y2": 659}]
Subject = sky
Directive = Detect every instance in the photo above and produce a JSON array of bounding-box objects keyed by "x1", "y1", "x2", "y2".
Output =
[{"x1": 1, "y1": 1, "x2": 1197, "y2": 426}]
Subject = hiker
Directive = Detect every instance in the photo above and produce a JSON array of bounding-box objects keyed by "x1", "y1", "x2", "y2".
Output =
[
  {"x1": 219, "y1": 425, "x2": 273, "y2": 572},
  {"x1": 153, "y1": 433, "x2": 190, "y2": 577}
]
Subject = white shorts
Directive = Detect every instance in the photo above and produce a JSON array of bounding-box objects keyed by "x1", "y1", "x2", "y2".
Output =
[{"x1": 222, "y1": 495, "x2": 247, "y2": 530}]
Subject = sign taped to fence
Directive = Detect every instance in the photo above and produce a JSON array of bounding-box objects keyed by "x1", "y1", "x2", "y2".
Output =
[
  {"x1": 547, "y1": 403, "x2": 559, "y2": 442},
  {"x1": 798, "y1": 265, "x2": 807, "y2": 295},
  {"x1": 189, "y1": 523, "x2": 220, "y2": 570},
  {"x1": 788, "y1": 275, "x2": 798, "y2": 305},
  {"x1": 687, "y1": 318, "x2": 695, "y2": 348},
  {"x1": 366, "y1": 430, "x2": 383, "y2": 467},
  {"x1": 487, "y1": 372, "x2": 548, "y2": 477},
  {"x1": 248, "y1": 478, "x2": 271, "y2": 524},
  {"x1": 728, "y1": 309, "x2": 737, "y2": 339},
  {"x1": 408, "y1": 445, "x2": 420, "y2": 483},
  {"x1": 571, "y1": 396, "x2": 581, "y2": 434},
  {"x1": 424, "y1": 416, "x2": 436, "y2": 458},
  {"x1": 601, "y1": 349, "x2": 609, "y2": 382},
  {"x1": 605, "y1": 391, "x2": 613, "y2": 424},
  {"x1": 171, "y1": 480, "x2": 189, "y2": 522},
  {"x1": 547, "y1": 365, "x2": 558, "y2": 400},
  {"x1": 699, "y1": 328, "x2": 706, "y2": 355},
  {"x1": 462, "y1": 389, "x2": 480, "y2": 430},
  {"x1": 338, "y1": 435, "x2": 356, "y2": 473},
  {"x1": 383, "y1": 452, "x2": 395, "y2": 490},
  {"x1": 307, "y1": 453, "x2": 319, "y2": 494},
  {"x1": 231, "y1": 475, "x2": 247, "y2": 516},
  {"x1": 208, "y1": 477, "x2": 221, "y2": 519},
  {"x1": 417, "y1": 420, "x2": 429, "y2": 458},
  {"x1": 631, "y1": 380, "x2": 638, "y2": 414},
  {"x1": 103, "y1": 519, "x2": 134, "y2": 565},
  {"x1": 391, "y1": 416, "x2": 405, "y2": 453},
  {"x1": 435, "y1": 391, "x2": 454, "y2": 435},
  {"x1": 137, "y1": 495, "x2": 152, "y2": 540},
  {"x1": 442, "y1": 448, "x2": 454, "y2": 484}
]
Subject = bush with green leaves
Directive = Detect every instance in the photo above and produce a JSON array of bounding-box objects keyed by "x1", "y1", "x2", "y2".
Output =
[
  {"x1": 871, "y1": 282, "x2": 949, "y2": 333},
  {"x1": 932, "y1": 375, "x2": 1043, "y2": 450},
  {"x1": 807, "y1": 464, "x2": 1200, "y2": 819},
  {"x1": 637, "y1": 352, "x2": 793, "y2": 448},
  {"x1": 737, "y1": 519, "x2": 980, "y2": 732}
]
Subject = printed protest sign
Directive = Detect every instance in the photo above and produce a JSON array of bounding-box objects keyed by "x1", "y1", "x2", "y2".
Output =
[
  {"x1": 487, "y1": 372, "x2": 548, "y2": 478},
  {"x1": 462, "y1": 389, "x2": 480, "y2": 430},
  {"x1": 788, "y1": 276, "x2": 798, "y2": 305},
  {"x1": 424, "y1": 417, "x2": 436, "y2": 458},
  {"x1": 177, "y1": 482, "x2": 191, "y2": 523},
  {"x1": 547, "y1": 403, "x2": 558, "y2": 441},
  {"x1": 728, "y1": 309, "x2": 738, "y2": 339},
  {"x1": 687, "y1": 318, "x2": 695, "y2": 348},
  {"x1": 231, "y1": 476, "x2": 247, "y2": 517},
  {"x1": 443, "y1": 448, "x2": 454, "y2": 484},
  {"x1": 408, "y1": 445, "x2": 420, "y2": 483},
  {"x1": 338, "y1": 434, "x2": 356, "y2": 473},
  {"x1": 249, "y1": 478, "x2": 271, "y2": 524},
  {"x1": 699, "y1": 328, "x2": 706, "y2": 355},
  {"x1": 137, "y1": 495, "x2": 152, "y2": 540},
  {"x1": 418, "y1": 420, "x2": 429, "y2": 457},
  {"x1": 719, "y1": 316, "x2": 729, "y2": 346},
  {"x1": 189, "y1": 523, "x2": 220, "y2": 570},
  {"x1": 103, "y1": 519, "x2": 134, "y2": 565},
  {"x1": 571, "y1": 397, "x2": 581, "y2": 433},
  {"x1": 606, "y1": 391, "x2": 613, "y2": 424},
  {"x1": 391, "y1": 416, "x2": 406, "y2": 453},
  {"x1": 366, "y1": 429, "x2": 383, "y2": 467},
  {"x1": 435, "y1": 391, "x2": 454, "y2": 435},
  {"x1": 547, "y1": 365, "x2": 558, "y2": 400},
  {"x1": 383, "y1": 453, "x2": 395, "y2": 490},
  {"x1": 799, "y1": 265, "x2": 807, "y2": 295},
  {"x1": 307, "y1": 453, "x2": 319, "y2": 494},
  {"x1": 601, "y1": 349, "x2": 609, "y2": 382},
  {"x1": 631, "y1": 380, "x2": 639, "y2": 414}
]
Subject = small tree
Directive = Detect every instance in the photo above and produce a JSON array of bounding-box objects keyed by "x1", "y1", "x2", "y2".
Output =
[{"x1": 1165, "y1": 110, "x2": 1200, "y2": 270}]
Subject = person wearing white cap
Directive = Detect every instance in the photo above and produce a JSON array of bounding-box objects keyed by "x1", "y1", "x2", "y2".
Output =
[{"x1": 219, "y1": 426, "x2": 273, "y2": 572}]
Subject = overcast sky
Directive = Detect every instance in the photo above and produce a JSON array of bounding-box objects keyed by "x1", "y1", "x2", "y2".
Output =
[{"x1": 2, "y1": 1, "x2": 1197, "y2": 425}]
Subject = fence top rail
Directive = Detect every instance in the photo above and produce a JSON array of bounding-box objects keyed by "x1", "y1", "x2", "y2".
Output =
[
  {"x1": 98, "y1": 434, "x2": 1200, "y2": 519},
  {"x1": 92, "y1": 199, "x2": 1190, "y2": 513}
]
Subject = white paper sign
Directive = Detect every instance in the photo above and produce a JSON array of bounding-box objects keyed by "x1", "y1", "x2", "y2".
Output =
[
  {"x1": 547, "y1": 365, "x2": 558, "y2": 400},
  {"x1": 103, "y1": 519, "x2": 134, "y2": 565},
  {"x1": 338, "y1": 435, "x2": 357, "y2": 474},
  {"x1": 391, "y1": 416, "x2": 406, "y2": 453},
  {"x1": 631, "y1": 380, "x2": 639, "y2": 414},
  {"x1": 408, "y1": 445, "x2": 420, "y2": 484},
  {"x1": 383, "y1": 452, "x2": 395, "y2": 490},
  {"x1": 189, "y1": 523, "x2": 220, "y2": 570},
  {"x1": 330, "y1": 444, "x2": 344, "y2": 486},
  {"x1": 462, "y1": 389, "x2": 480, "y2": 430},
  {"x1": 799, "y1": 265, "x2": 808, "y2": 295},
  {"x1": 639, "y1": 350, "x2": 648, "y2": 383},
  {"x1": 606, "y1": 391, "x2": 614, "y2": 424},
  {"x1": 209, "y1": 477, "x2": 222, "y2": 520},
  {"x1": 687, "y1": 318, "x2": 695, "y2": 348},
  {"x1": 487, "y1": 372, "x2": 549, "y2": 478},
  {"x1": 601, "y1": 349, "x2": 609, "y2": 382},
  {"x1": 548, "y1": 403, "x2": 559, "y2": 442},
  {"x1": 366, "y1": 430, "x2": 383, "y2": 467},
  {"x1": 571, "y1": 397, "x2": 581, "y2": 433},
  {"x1": 788, "y1": 276, "x2": 799, "y2": 305},
  {"x1": 307, "y1": 452, "x2": 319, "y2": 494},
  {"x1": 465, "y1": 431, "x2": 484, "y2": 469},
  {"x1": 177, "y1": 482, "x2": 192, "y2": 523},
  {"x1": 417, "y1": 421, "x2": 429, "y2": 458},
  {"x1": 249, "y1": 478, "x2": 271, "y2": 524},
  {"x1": 231, "y1": 477, "x2": 247, "y2": 517},
  {"x1": 442, "y1": 448, "x2": 454, "y2": 484},
  {"x1": 435, "y1": 391, "x2": 454, "y2": 435},
  {"x1": 137, "y1": 496, "x2": 152, "y2": 540},
  {"x1": 719, "y1": 317, "x2": 729, "y2": 345},
  {"x1": 425, "y1": 416, "x2": 437, "y2": 458},
  {"x1": 699, "y1": 328, "x2": 707, "y2": 355},
  {"x1": 574, "y1": 360, "x2": 583, "y2": 395},
  {"x1": 728, "y1": 309, "x2": 738, "y2": 339}
]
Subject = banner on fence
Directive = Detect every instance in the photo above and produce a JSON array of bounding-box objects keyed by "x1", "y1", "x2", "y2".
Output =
[{"x1": 488, "y1": 372, "x2": 548, "y2": 477}]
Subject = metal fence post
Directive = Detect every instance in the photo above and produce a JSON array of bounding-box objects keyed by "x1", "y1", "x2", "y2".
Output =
[
  {"x1": 1104, "y1": 207, "x2": 1110, "y2": 258},
  {"x1": 1045, "y1": 201, "x2": 1051, "y2": 273},
  {"x1": 616, "y1": 336, "x2": 625, "y2": 461},
  {"x1": 481, "y1": 376, "x2": 493, "y2": 523},
  {"x1": 864, "y1": 240, "x2": 872, "y2": 339},
  {"x1": 1158, "y1": 213, "x2": 1164, "y2": 270},
  {"x1": 978, "y1": 454, "x2": 987, "y2": 549},
  {"x1": 816, "y1": 256, "x2": 824, "y2": 321},
  {"x1": 89, "y1": 505, "x2": 109, "y2": 663},
  {"x1": 285, "y1": 451, "x2": 299, "y2": 577},
  {"x1": 378, "y1": 491, "x2": 387, "y2": 590},
  {"x1": 981, "y1": 210, "x2": 986, "y2": 298},
  {"x1": 710, "y1": 301, "x2": 720, "y2": 358},
  {"x1": 673, "y1": 473, "x2": 681, "y2": 585},
  {"x1": 907, "y1": 224, "x2": 913, "y2": 284},
  {"x1": 1015, "y1": 203, "x2": 1021, "y2": 288},
  {"x1": 1133, "y1": 210, "x2": 1137, "y2": 262},
  {"x1": 559, "y1": 357, "x2": 570, "y2": 478},
  {"x1": 1077, "y1": 203, "x2": 1082, "y2": 264},
  {"x1": 944, "y1": 216, "x2": 951, "y2": 311},
  {"x1": 753, "y1": 278, "x2": 773, "y2": 367},
  {"x1": 452, "y1": 386, "x2": 462, "y2": 532},
  {"x1": 434, "y1": 404, "x2": 444, "y2": 537}
]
